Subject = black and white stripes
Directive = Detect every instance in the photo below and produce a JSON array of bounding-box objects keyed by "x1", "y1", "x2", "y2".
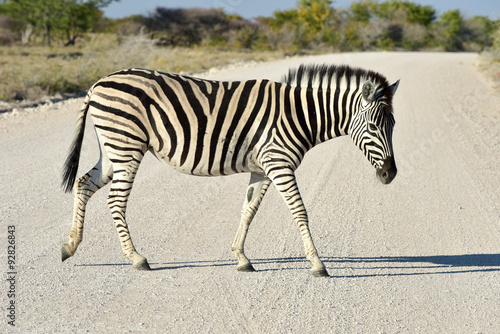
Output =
[{"x1": 61, "y1": 64, "x2": 399, "y2": 276}]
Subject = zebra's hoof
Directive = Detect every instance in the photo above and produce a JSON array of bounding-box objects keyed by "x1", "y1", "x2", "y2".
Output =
[
  {"x1": 61, "y1": 243, "x2": 73, "y2": 262},
  {"x1": 237, "y1": 263, "x2": 256, "y2": 272},
  {"x1": 133, "y1": 259, "x2": 152, "y2": 271},
  {"x1": 311, "y1": 267, "x2": 329, "y2": 277}
]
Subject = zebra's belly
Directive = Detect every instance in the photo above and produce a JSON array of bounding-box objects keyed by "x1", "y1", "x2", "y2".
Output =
[{"x1": 150, "y1": 146, "x2": 264, "y2": 176}]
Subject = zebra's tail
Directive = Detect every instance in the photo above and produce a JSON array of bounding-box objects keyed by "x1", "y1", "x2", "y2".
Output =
[{"x1": 62, "y1": 91, "x2": 92, "y2": 193}]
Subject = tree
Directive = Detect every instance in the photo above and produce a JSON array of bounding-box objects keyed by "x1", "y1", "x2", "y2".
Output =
[
  {"x1": 0, "y1": 0, "x2": 118, "y2": 45},
  {"x1": 437, "y1": 9, "x2": 463, "y2": 50},
  {"x1": 144, "y1": 7, "x2": 229, "y2": 47},
  {"x1": 1, "y1": 0, "x2": 60, "y2": 45},
  {"x1": 348, "y1": 1, "x2": 375, "y2": 23},
  {"x1": 372, "y1": 0, "x2": 435, "y2": 26},
  {"x1": 296, "y1": 0, "x2": 335, "y2": 35},
  {"x1": 61, "y1": 0, "x2": 109, "y2": 45},
  {"x1": 406, "y1": 3, "x2": 435, "y2": 27},
  {"x1": 462, "y1": 16, "x2": 496, "y2": 49},
  {"x1": 268, "y1": 9, "x2": 299, "y2": 30}
]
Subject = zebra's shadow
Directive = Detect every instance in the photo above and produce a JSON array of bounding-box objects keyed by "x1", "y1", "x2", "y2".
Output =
[
  {"x1": 333, "y1": 254, "x2": 500, "y2": 267},
  {"x1": 150, "y1": 256, "x2": 311, "y2": 271},
  {"x1": 78, "y1": 254, "x2": 500, "y2": 277},
  {"x1": 151, "y1": 253, "x2": 500, "y2": 276},
  {"x1": 321, "y1": 253, "x2": 500, "y2": 278},
  {"x1": 324, "y1": 254, "x2": 500, "y2": 278}
]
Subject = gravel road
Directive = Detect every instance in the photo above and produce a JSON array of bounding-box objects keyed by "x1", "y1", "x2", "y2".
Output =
[{"x1": 1, "y1": 52, "x2": 499, "y2": 333}]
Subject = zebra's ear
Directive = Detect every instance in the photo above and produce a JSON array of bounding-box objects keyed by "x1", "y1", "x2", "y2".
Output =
[
  {"x1": 389, "y1": 80, "x2": 400, "y2": 96},
  {"x1": 362, "y1": 81, "x2": 375, "y2": 102}
]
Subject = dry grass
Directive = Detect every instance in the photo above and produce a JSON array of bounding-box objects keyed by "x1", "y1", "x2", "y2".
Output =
[
  {"x1": 478, "y1": 52, "x2": 500, "y2": 89},
  {"x1": 0, "y1": 34, "x2": 284, "y2": 101},
  {"x1": 477, "y1": 27, "x2": 500, "y2": 89}
]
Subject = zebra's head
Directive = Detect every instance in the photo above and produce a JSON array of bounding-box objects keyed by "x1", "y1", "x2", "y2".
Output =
[{"x1": 349, "y1": 78, "x2": 399, "y2": 184}]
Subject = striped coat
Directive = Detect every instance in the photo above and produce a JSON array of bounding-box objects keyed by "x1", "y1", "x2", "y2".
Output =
[{"x1": 62, "y1": 65, "x2": 399, "y2": 277}]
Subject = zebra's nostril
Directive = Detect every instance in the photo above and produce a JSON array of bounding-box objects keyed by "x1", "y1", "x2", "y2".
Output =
[{"x1": 376, "y1": 157, "x2": 396, "y2": 184}]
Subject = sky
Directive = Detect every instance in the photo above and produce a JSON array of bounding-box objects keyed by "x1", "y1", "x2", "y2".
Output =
[{"x1": 103, "y1": 0, "x2": 500, "y2": 20}]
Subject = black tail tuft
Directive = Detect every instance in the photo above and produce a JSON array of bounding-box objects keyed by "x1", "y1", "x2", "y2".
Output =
[
  {"x1": 61, "y1": 130, "x2": 85, "y2": 192},
  {"x1": 61, "y1": 94, "x2": 91, "y2": 193}
]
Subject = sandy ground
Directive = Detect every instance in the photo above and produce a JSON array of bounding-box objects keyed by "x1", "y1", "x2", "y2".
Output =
[{"x1": 1, "y1": 52, "x2": 499, "y2": 333}]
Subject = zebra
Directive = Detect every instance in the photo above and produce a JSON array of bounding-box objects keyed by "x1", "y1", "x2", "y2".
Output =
[{"x1": 61, "y1": 64, "x2": 399, "y2": 277}]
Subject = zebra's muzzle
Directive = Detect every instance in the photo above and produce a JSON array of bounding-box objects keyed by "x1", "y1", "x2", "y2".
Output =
[{"x1": 376, "y1": 157, "x2": 397, "y2": 184}]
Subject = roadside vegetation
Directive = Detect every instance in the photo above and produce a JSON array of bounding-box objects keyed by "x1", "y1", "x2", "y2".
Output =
[
  {"x1": 479, "y1": 24, "x2": 500, "y2": 87},
  {"x1": 0, "y1": 0, "x2": 498, "y2": 101},
  {"x1": 0, "y1": 34, "x2": 282, "y2": 101}
]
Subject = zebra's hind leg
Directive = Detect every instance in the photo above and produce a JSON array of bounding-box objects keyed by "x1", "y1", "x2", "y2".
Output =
[
  {"x1": 107, "y1": 159, "x2": 151, "y2": 271},
  {"x1": 232, "y1": 173, "x2": 271, "y2": 272},
  {"x1": 62, "y1": 162, "x2": 113, "y2": 262}
]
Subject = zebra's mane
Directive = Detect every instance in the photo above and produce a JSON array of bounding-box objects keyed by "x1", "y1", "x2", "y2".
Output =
[
  {"x1": 282, "y1": 63, "x2": 388, "y2": 88},
  {"x1": 282, "y1": 64, "x2": 393, "y2": 110}
]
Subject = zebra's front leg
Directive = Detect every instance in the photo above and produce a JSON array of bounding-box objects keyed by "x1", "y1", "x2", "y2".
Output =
[
  {"x1": 267, "y1": 168, "x2": 329, "y2": 277},
  {"x1": 232, "y1": 173, "x2": 271, "y2": 272},
  {"x1": 108, "y1": 164, "x2": 151, "y2": 271}
]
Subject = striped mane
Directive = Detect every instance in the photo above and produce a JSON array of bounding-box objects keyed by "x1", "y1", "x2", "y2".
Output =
[{"x1": 282, "y1": 64, "x2": 394, "y2": 113}]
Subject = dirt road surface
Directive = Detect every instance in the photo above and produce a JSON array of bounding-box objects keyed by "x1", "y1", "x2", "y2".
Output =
[{"x1": 1, "y1": 52, "x2": 499, "y2": 333}]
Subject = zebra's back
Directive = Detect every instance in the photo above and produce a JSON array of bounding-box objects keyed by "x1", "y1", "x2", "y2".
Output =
[{"x1": 88, "y1": 68, "x2": 280, "y2": 176}]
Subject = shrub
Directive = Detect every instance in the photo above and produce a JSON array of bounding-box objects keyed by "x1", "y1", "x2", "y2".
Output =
[{"x1": 402, "y1": 24, "x2": 428, "y2": 50}]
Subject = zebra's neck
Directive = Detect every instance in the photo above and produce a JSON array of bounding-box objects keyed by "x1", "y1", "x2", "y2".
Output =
[{"x1": 281, "y1": 82, "x2": 360, "y2": 149}]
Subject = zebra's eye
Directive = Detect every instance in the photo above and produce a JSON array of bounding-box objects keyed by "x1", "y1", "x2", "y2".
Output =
[{"x1": 367, "y1": 123, "x2": 378, "y2": 133}]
